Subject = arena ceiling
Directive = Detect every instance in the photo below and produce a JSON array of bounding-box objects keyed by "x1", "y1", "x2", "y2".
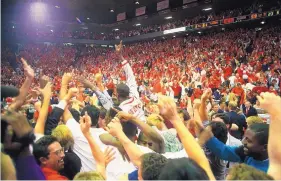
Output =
[{"x1": 2, "y1": 0, "x2": 257, "y2": 33}]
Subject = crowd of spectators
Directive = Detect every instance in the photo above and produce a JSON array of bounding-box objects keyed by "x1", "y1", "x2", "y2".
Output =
[
  {"x1": 4, "y1": 0, "x2": 281, "y2": 41},
  {"x1": 1, "y1": 22, "x2": 281, "y2": 181}
]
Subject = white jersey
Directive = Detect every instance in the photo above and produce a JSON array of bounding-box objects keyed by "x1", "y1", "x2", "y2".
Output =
[{"x1": 120, "y1": 60, "x2": 145, "y2": 121}]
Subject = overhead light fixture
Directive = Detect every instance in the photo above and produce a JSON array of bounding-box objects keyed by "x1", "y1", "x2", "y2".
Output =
[
  {"x1": 50, "y1": 29, "x2": 53, "y2": 32},
  {"x1": 135, "y1": 23, "x2": 141, "y2": 26},
  {"x1": 110, "y1": 9, "x2": 114, "y2": 12},
  {"x1": 203, "y1": 7, "x2": 212, "y2": 11},
  {"x1": 87, "y1": 17, "x2": 90, "y2": 20},
  {"x1": 12, "y1": 26, "x2": 15, "y2": 28},
  {"x1": 55, "y1": 5, "x2": 60, "y2": 8},
  {"x1": 135, "y1": 1, "x2": 139, "y2": 4},
  {"x1": 101, "y1": 32, "x2": 104, "y2": 34},
  {"x1": 198, "y1": 31, "x2": 201, "y2": 34},
  {"x1": 165, "y1": 16, "x2": 172, "y2": 19},
  {"x1": 261, "y1": 21, "x2": 265, "y2": 24},
  {"x1": 114, "y1": 28, "x2": 119, "y2": 31},
  {"x1": 173, "y1": 35, "x2": 176, "y2": 38}
]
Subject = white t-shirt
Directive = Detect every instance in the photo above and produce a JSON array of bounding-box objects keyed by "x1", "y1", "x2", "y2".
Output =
[{"x1": 66, "y1": 118, "x2": 141, "y2": 179}]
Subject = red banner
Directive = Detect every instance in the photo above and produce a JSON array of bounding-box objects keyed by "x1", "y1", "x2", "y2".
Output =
[
  {"x1": 136, "y1": 6, "x2": 146, "y2": 16},
  {"x1": 157, "y1": 0, "x2": 169, "y2": 11},
  {"x1": 117, "y1": 12, "x2": 126, "y2": 21}
]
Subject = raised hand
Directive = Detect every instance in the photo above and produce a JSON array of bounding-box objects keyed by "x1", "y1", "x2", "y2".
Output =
[
  {"x1": 80, "y1": 111, "x2": 92, "y2": 135},
  {"x1": 157, "y1": 95, "x2": 180, "y2": 123},
  {"x1": 106, "y1": 117, "x2": 123, "y2": 137},
  {"x1": 39, "y1": 75, "x2": 51, "y2": 89},
  {"x1": 104, "y1": 147, "x2": 115, "y2": 167},
  {"x1": 2, "y1": 110, "x2": 33, "y2": 138},
  {"x1": 21, "y1": 58, "x2": 34, "y2": 79},
  {"x1": 116, "y1": 111, "x2": 134, "y2": 122},
  {"x1": 201, "y1": 88, "x2": 212, "y2": 101},
  {"x1": 257, "y1": 92, "x2": 281, "y2": 115},
  {"x1": 77, "y1": 76, "x2": 96, "y2": 90},
  {"x1": 62, "y1": 70, "x2": 74, "y2": 85},
  {"x1": 39, "y1": 82, "x2": 53, "y2": 98},
  {"x1": 115, "y1": 40, "x2": 123, "y2": 53}
]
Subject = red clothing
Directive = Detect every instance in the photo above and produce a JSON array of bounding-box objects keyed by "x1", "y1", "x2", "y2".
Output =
[
  {"x1": 193, "y1": 88, "x2": 203, "y2": 99},
  {"x1": 172, "y1": 84, "x2": 181, "y2": 97},
  {"x1": 41, "y1": 167, "x2": 68, "y2": 180},
  {"x1": 252, "y1": 86, "x2": 269, "y2": 94}
]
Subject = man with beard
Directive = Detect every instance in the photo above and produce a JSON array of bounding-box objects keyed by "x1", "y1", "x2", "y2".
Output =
[{"x1": 199, "y1": 123, "x2": 269, "y2": 173}]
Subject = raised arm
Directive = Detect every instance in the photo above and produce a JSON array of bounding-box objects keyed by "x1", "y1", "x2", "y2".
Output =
[
  {"x1": 257, "y1": 93, "x2": 281, "y2": 180},
  {"x1": 34, "y1": 82, "x2": 52, "y2": 134},
  {"x1": 59, "y1": 71, "x2": 74, "y2": 100},
  {"x1": 106, "y1": 117, "x2": 144, "y2": 168},
  {"x1": 115, "y1": 41, "x2": 139, "y2": 99},
  {"x1": 199, "y1": 89, "x2": 212, "y2": 122},
  {"x1": 158, "y1": 95, "x2": 216, "y2": 180},
  {"x1": 116, "y1": 111, "x2": 165, "y2": 153},
  {"x1": 80, "y1": 112, "x2": 115, "y2": 179},
  {"x1": 9, "y1": 58, "x2": 34, "y2": 111},
  {"x1": 78, "y1": 77, "x2": 113, "y2": 110}
]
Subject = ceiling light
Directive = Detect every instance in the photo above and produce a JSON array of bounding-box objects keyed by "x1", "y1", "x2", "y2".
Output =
[
  {"x1": 165, "y1": 16, "x2": 172, "y2": 19},
  {"x1": 55, "y1": 5, "x2": 60, "y2": 8},
  {"x1": 51, "y1": 29, "x2": 53, "y2": 32},
  {"x1": 198, "y1": 31, "x2": 201, "y2": 34},
  {"x1": 101, "y1": 32, "x2": 104, "y2": 34},
  {"x1": 135, "y1": 1, "x2": 139, "y2": 4},
  {"x1": 87, "y1": 17, "x2": 90, "y2": 20},
  {"x1": 110, "y1": 9, "x2": 114, "y2": 12},
  {"x1": 135, "y1": 23, "x2": 141, "y2": 26},
  {"x1": 261, "y1": 21, "x2": 265, "y2": 24},
  {"x1": 114, "y1": 28, "x2": 119, "y2": 31},
  {"x1": 203, "y1": 7, "x2": 212, "y2": 11},
  {"x1": 173, "y1": 35, "x2": 176, "y2": 38},
  {"x1": 12, "y1": 26, "x2": 15, "y2": 28}
]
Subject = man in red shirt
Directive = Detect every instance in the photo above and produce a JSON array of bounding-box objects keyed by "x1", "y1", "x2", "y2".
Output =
[
  {"x1": 231, "y1": 83, "x2": 245, "y2": 105},
  {"x1": 33, "y1": 136, "x2": 68, "y2": 180}
]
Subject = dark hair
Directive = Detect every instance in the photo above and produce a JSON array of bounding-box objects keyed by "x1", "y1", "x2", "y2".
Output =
[
  {"x1": 178, "y1": 109, "x2": 191, "y2": 121},
  {"x1": 213, "y1": 113, "x2": 230, "y2": 125},
  {"x1": 209, "y1": 122, "x2": 228, "y2": 144},
  {"x1": 116, "y1": 83, "x2": 130, "y2": 98},
  {"x1": 33, "y1": 135, "x2": 58, "y2": 165},
  {"x1": 227, "y1": 163, "x2": 274, "y2": 180},
  {"x1": 70, "y1": 108, "x2": 81, "y2": 123},
  {"x1": 249, "y1": 123, "x2": 269, "y2": 145},
  {"x1": 158, "y1": 158, "x2": 209, "y2": 180},
  {"x1": 141, "y1": 153, "x2": 168, "y2": 180},
  {"x1": 99, "y1": 108, "x2": 107, "y2": 119},
  {"x1": 81, "y1": 105, "x2": 100, "y2": 127},
  {"x1": 121, "y1": 121, "x2": 138, "y2": 138}
]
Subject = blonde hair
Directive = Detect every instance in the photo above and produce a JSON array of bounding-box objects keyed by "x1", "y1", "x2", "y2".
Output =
[
  {"x1": 229, "y1": 93, "x2": 238, "y2": 103},
  {"x1": 146, "y1": 114, "x2": 164, "y2": 130},
  {"x1": 74, "y1": 171, "x2": 105, "y2": 180},
  {"x1": 51, "y1": 125, "x2": 74, "y2": 150},
  {"x1": 246, "y1": 116, "x2": 263, "y2": 126},
  {"x1": 228, "y1": 101, "x2": 238, "y2": 110}
]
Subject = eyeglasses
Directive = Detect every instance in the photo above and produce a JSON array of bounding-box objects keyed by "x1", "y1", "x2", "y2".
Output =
[{"x1": 51, "y1": 147, "x2": 64, "y2": 156}]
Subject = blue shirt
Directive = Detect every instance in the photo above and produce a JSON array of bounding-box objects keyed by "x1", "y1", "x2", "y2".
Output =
[{"x1": 205, "y1": 137, "x2": 269, "y2": 173}]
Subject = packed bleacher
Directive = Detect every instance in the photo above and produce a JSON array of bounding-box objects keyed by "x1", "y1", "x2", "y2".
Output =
[
  {"x1": 4, "y1": 0, "x2": 281, "y2": 41},
  {"x1": 1, "y1": 16, "x2": 281, "y2": 181}
]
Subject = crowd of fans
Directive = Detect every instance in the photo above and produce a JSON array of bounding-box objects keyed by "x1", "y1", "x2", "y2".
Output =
[
  {"x1": 4, "y1": 0, "x2": 281, "y2": 41},
  {"x1": 1, "y1": 22, "x2": 281, "y2": 181}
]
